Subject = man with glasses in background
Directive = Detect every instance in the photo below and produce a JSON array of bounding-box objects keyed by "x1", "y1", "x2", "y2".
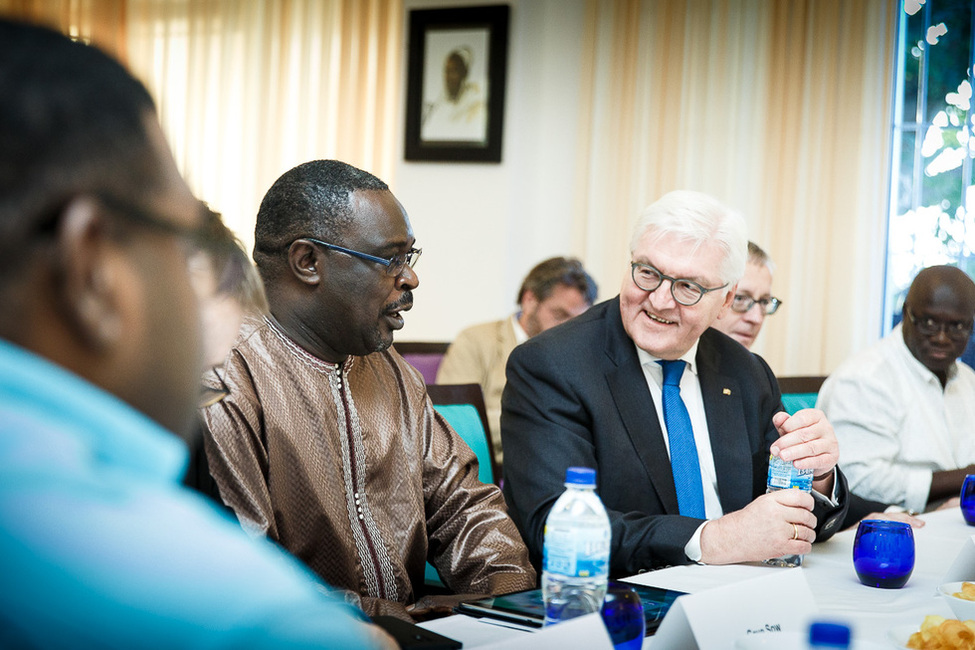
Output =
[
  {"x1": 437, "y1": 256, "x2": 598, "y2": 468},
  {"x1": 201, "y1": 160, "x2": 535, "y2": 622},
  {"x1": 0, "y1": 20, "x2": 393, "y2": 648},
  {"x1": 819, "y1": 265, "x2": 975, "y2": 514},
  {"x1": 710, "y1": 241, "x2": 924, "y2": 528},
  {"x1": 501, "y1": 190, "x2": 849, "y2": 576},
  {"x1": 711, "y1": 241, "x2": 781, "y2": 348}
]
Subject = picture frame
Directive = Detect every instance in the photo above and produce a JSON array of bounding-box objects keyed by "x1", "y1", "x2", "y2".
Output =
[{"x1": 404, "y1": 5, "x2": 509, "y2": 163}]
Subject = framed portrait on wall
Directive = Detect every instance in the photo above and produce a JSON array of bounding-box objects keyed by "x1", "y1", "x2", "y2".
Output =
[{"x1": 404, "y1": 5, "x2": 509, "y2": 163}]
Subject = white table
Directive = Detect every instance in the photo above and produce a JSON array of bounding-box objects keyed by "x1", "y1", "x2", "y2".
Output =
[{"x1": 422, "y1": 508, "x2": 975, "y2": 648}]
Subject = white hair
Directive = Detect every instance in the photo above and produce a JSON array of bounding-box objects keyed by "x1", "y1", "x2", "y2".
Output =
[{"x1": 630, "y1": 190, "x2": 748, "y2": 286}]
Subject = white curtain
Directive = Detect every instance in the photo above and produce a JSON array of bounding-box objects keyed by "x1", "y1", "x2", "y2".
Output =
[
  {"x1": 1, "y1": 0, "x2": 899, "y2": 374},
  {"x1": 0, "y1": 0, "x2": 127, "y2": 57},
  {"x1": 572, "y1": 0, "x2": 897, "y2": 375},
  {"x1": 123, "y1": 0, "x2": 403, "y2": 253}
]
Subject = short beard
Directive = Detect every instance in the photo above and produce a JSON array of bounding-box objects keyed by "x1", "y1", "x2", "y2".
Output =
[{"x1": 371, "y1": 334, "x2": 393, "y2": 354}]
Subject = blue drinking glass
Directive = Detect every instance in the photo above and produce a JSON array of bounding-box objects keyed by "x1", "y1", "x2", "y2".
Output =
[
  {"x1": 601, "y1": 582, "x2": 645, "y2": 650},
  {"x1": 853, "y1": 519, "x2": 915, "y2": 589},
  {"x1": 960, "y1": 475, "x2": 975, "y2": 525}
]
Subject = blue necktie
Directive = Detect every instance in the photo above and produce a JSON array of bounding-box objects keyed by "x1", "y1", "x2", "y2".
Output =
[{"x1": 657, "y1": 360, "x2": 706, "y2": 519}]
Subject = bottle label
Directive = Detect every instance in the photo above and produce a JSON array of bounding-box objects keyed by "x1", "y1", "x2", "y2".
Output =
[
  {"x1": 543, "y1": 527, "x2": 609, "y2": 578},
  {"x1": 767, "y1": 454, "x2": 813, "y2": 491}
]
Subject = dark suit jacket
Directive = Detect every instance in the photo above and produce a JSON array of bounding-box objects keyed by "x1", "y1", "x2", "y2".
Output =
[{"x1": 501, "y1": 297, "x2": 849, "y2": 576}]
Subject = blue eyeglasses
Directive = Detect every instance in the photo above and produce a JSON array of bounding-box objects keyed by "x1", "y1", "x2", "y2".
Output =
[{"x1": 301, "y1": 237, "x2": 421, "y2": 277}]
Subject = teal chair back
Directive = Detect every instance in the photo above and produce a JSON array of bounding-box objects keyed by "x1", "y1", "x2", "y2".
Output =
[
  {"x1": 426, "y1": 383, "x2": 498, "y2": 484},
  {"x1": 780, "y1": 393, "x2": 818, "y2": 415},
  {"x1": 433, "y1": 403, "x2": 495, "y2": 484},
  {"x1": 777, "y1": 376, "x2": 827, "y2": 415},
  {"x1": 423, "y1": 383, "x2": 497, "y2": 590}
]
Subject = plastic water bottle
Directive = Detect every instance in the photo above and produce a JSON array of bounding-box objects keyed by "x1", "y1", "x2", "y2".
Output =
[
  {"x1": 542, "y1": 466, "x2": 611, "y2": 626},
  {"x1": 808, "y1": 621, "x2": 851, "y2": 648},
  {"x1": 763, "y1": 453, "x2": 813, "y2": 567}
]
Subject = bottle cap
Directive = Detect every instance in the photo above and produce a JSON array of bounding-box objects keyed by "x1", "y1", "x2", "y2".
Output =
[
  {"x1": 808, "y1": 621, "x2": 851, "y2": 647},
  {"x1": 565, "y1": 466, "x2": 596, "y2": 486}
]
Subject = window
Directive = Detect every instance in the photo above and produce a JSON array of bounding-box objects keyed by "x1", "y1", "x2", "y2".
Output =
[{"x1": 885, "y1": 0, "x2": 975, "y2": 329}]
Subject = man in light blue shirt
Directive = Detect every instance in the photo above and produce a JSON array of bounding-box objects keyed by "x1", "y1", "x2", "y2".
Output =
[{"x1": 0, "y1": 18, "x2": 391, "y2": 649}]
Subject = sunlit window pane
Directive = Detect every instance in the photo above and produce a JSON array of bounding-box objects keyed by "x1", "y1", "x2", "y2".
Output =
[{"x1": 885, "y1": 0, "x2": 975, "y2": 330}]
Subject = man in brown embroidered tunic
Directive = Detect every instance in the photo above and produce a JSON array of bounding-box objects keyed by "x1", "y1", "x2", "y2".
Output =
[{"x1": 201, "y1": 160, "x2": 535, "y2": 621}]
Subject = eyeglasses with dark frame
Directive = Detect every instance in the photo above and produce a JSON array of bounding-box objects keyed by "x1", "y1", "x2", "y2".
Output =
[
  {"x1": 96, "y1": 193, "x2": 209, "y2": 247},
  {"x1": 300, "y1": 237, "x2": 422, "y2": 277},
  {"x1": 731, "y1": 294, "x2": 782, "y2": 315},
  {"x1": 630, "y1": 262, "x2": 728, "y2": 306},
  {"x1": 905, "y1": 307, "x2": 973, "y2": 341},
  {"x1": 34, "y1": 192, "x2": 209, "y2": 247}
]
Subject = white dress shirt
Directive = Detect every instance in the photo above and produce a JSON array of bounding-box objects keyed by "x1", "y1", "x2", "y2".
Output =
[
  {"x1": 511, "y1": 313, "x2": 529, "y2": 345},
  {"x1": 818, "y1": 324, "x2": 975, "y2": 514}
]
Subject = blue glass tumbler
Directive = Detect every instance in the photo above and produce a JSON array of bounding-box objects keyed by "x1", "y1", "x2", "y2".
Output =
[
  {"x1": 960, "y1": 475, "x2": 975, "y2": 525},
  {"x1": 853, "y1": 519, "x2": 915, "y2": 589},
  {"x1": 601, "y1": 582, "x2": 644, "y2": 650}
]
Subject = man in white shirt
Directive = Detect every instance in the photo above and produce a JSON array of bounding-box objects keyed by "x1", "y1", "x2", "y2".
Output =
[{"x1": 818, "y1": 265, "x2": 975, "y2": 514}]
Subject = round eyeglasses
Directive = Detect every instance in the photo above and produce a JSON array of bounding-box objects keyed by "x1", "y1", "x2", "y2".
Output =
[
  {"x1": 731, "y1": 294, "x2": 782, "y2": 315},
  {"x1": 630, "y1": 262, "x2": 728, "y2": 306},
  {"x1": 905, "y1": 308, "x2": 973, "y2": 341}
]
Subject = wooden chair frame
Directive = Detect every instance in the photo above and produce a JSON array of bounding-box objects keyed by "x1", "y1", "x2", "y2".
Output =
[
  {"x1": 776, "y1": 375, "x2": 828, "y2": 395},
  {"x1": 393, "y1": 341, "x2": 451, "y2": 355}
]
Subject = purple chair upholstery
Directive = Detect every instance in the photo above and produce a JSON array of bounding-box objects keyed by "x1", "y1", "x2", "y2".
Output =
[{"x1": 394, "y1": 342, "x2": 450, "y2": 384}]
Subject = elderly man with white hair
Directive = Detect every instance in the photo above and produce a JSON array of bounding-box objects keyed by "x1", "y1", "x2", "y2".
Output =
[{"x1": 501, "y1": 190, "x2": 850, "y2": 576}]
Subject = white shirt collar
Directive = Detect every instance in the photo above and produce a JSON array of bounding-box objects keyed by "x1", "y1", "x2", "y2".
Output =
[
  {"x1": 893, "y1": 322, "x2": 959, "y2": 387},
  {"x1": 511, "y1": 313, "x2": 530, "y2": 344},
  {"x1": 635, "y1": 337, "x2": 701, "y2": 381}
]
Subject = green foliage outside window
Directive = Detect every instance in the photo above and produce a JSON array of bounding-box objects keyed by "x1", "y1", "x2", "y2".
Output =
[{"x1": 886, "y1": 0, "x2": 975, "y2": 326}]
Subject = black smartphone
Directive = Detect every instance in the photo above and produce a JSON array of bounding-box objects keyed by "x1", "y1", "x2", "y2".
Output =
[{"x1": 370, "y1": 615, "x2": 463, "y2": 649}]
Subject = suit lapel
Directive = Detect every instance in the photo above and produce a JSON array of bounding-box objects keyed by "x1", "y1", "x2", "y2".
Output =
[
  {"x1": 696, "y1": 332, "x2": 754, "y2": 513},
  {"x1": 603, "y1": 300, "x2": 682, "y2": 514}
]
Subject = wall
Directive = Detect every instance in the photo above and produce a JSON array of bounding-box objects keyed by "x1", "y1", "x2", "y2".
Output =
[
  {"x1": 394, "y1": 0, "x2": 590, "y2": 343},
  {"x1": 393, "y1": 0, "x2": 895, "y2": 382}
]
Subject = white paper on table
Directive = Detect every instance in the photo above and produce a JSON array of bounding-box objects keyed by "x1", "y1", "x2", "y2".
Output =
[
  {"x1": 943, "y1": 534, "x2": 975, "y2": 583},
  {"x1": 476, "y1": 613, "x2": 613, "y2": 650},
  {"x1": 652, "y1": 569, "x2": 817, "y2": 649},
  {"x1": 624, "y1": 562, "x2": 771, "y2": 594}
]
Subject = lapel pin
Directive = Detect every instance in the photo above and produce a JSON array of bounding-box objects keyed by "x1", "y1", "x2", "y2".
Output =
[{"x1": 722, "y1": 388, "x2": 731, "y2": 395}]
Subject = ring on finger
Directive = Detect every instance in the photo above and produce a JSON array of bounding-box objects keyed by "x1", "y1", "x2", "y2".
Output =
[{"x1": 791, "y1": 522, "x2": 799, "y2": 541}]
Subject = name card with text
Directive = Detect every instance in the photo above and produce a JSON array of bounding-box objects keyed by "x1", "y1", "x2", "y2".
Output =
[
  {"x1": 652, "y1": 569, "x2": 817, "y2": 649},
  {"x1": 944, "y1": 534, "x2": 975, "y2": 583}
]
